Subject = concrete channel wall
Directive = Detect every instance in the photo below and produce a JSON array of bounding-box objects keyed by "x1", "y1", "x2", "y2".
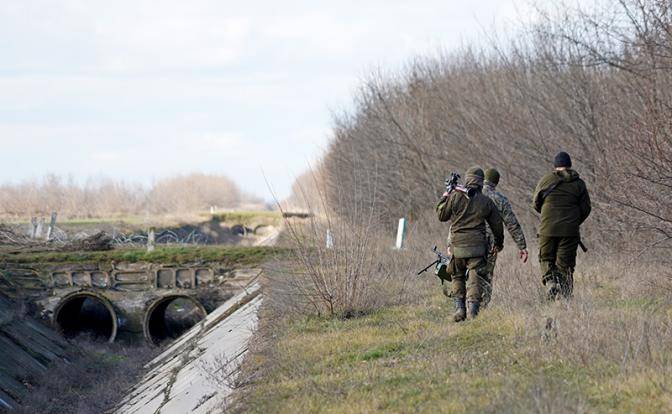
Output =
[
  {"x1": 0, "y1": 262, "x2": 258, "y2": 344},
  {"x1": 115, "y1": 282, "x2": 262, "y2": 414},
  {"x1": 0, "y1": 293, "x2": 70, "y2": 411},
  {"x1": 0, "y1": 259, "x2": 263, "y2": 412}
]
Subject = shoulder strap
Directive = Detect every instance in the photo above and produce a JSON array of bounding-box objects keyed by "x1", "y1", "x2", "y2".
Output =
[{"x1": 540, "y1": 179, "x2": 563, "y2": 204}]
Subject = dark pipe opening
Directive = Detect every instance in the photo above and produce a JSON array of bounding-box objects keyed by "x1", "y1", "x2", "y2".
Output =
[
  {"x1": 55, "y1": 294, "x2": 117, "y2": 342},
  {"x1": 146, "y1": 296, "x2": 206, "y2": 345}
]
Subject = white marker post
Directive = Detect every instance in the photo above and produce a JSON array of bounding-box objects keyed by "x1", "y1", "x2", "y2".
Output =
[
  {"x1": 395, "y1": 218, "x2": 406, "y2": 249},
  {"x1": 326, "y1": 229, "x2": 334, "y2": 249},
  {"x1": 147, "y1": 228, "x2": 156, "y2": 253}
]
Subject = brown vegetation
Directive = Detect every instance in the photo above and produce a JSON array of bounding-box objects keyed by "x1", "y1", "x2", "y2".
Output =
[
  {"x1": 267, "y1": 214, "x2": 417, "y2": 318},
  {"x1": 0, "y1": 173, "x2": 262, "y2": 220},
  {"x1": 233, "y1": 243, "x2": 672, "y2": 413},
  {"x1": 15, "y1": 339, "x2": 156, "y2": 414},
  {"x1": 232, "y1": 1, "x2": 672, "y2": 412},
  {"x1": 320, "y1": 0, "x2": 672, "y2": 254}
]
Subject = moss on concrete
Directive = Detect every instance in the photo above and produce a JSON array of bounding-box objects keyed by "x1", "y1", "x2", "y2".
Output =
[{"x1": 1, "y1": 246, "x2": 287, "y2": 266}]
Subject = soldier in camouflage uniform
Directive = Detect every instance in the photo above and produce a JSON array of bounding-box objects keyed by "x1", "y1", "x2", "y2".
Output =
[
  {"x1": 480, "y1": 168, "x2": 528, "y2": 306},
  {"x1": 437, "y1": 167, "x2": 504, "y2": 322}
]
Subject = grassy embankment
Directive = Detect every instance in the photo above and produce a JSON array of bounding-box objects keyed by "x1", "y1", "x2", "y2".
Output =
[
  {"x1": 1, "y1": 245, "x2": 287, "y2": 266},
  {"x1": 237, "y1": 252, "x2": 672, "y2": 413}
]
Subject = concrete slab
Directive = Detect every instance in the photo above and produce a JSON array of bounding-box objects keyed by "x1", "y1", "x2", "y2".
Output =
[
  {"x1": 115, "y1": 283, "x2": 262, "y2": 414},
  {"x1": 0, "y1": 293, "x2": 71, "y2": 411}
]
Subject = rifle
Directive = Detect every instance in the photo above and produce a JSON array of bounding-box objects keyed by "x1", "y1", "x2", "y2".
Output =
[
  {"x1": 444, "y1": 172, "x2": 476, "y2": 199},
  {"x1": 417, "y1": 245, "x2": 452, "y2": 283}
]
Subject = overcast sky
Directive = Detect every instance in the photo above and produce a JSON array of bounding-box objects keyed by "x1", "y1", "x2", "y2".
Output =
[{"x1": 0, "y1": 0, "x2": 541, "y2": 200}]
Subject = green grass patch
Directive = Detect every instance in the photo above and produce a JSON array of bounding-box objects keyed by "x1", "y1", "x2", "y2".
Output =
[
  {"x1": 1, "y1": 245, "x2": 287, "y2": 265},
  {"x1": 602, "y1": 297, "x2": 663, "y2": 310},
  {"x1": 239, "y1": 296, "x2": 672, "y2": 414}
]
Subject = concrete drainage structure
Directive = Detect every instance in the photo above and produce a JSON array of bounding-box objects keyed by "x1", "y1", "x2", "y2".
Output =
[
  {"x1": 53, "y1": 291, "x2": 119, "y2": 343},
  {"x1": 0, "y1": 262, "x2": 259, "y2": 344},
  {"x1": 143, "y1": 295, "x2": 207, "y2": 345},
  {"x1": 115, "y1": 283, "x2": 262, "y2": 414}
]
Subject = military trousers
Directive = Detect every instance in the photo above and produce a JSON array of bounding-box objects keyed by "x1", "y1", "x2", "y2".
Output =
[
  {"x1": 480, "y1": 253, "x2": 498, "y2": 307},
  {"x1": 451, "y1": 256, "x2": 488, "y2": 302},
  {"x1": 538, "y1": 235, "x2": 580, "y2": 297}
]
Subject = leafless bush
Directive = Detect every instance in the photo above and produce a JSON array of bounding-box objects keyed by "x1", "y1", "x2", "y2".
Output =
[
  {"x1": 198, "y1": 351, "x2": 241, "y2": 392},
  {"x1": 267, "y1": 169, "x2": 423, "y2": 318},
  {"x1": 0, "y1": 173, "x2": 261, "y2": 220},
  {"x1": 148, "y1": 173, "x2": 253, "y2": 215},
  {"x1": 314, "y1": 0, "x2": 672, "y2": 256}
]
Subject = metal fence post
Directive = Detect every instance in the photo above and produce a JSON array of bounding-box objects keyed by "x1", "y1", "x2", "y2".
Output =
[{"x1": 46, "y1": 211, "x2": 57, "y2": 241}]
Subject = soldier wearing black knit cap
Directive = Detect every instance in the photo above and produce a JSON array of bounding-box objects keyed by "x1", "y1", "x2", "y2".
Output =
[{"x1": 532, "y1": 152, "x2": 592, "y2": 299}]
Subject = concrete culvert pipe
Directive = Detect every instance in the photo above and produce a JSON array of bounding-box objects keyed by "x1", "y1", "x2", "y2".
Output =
[
  {"x1": 231, "y1": 224, "x2": 251, "y2": 236},
  {"x1": 54, "y1": 292, "x2": 118, "y2": 343},
  {"x1": 144, "y1": 296, "x2": 207, "y2": 345}
]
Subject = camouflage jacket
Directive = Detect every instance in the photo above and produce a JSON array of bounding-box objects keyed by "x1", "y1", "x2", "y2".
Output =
[
  {"x1": 483, "y1": 182, "x2": 526, "y2": 250},
  {"x1": 447, "y1": 183, "x2": 527, "y2": 250}
]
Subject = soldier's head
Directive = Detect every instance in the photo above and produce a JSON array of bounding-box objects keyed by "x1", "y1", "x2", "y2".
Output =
[
  {"x1": 554, "y1": 151, "x2": 572, "y2": 170},
  {"x1": 484, "y1": 168, "x2": 500, "y2": 186},
  {"x1": 465, "y1": 166, "x2": 484, "y2": 189}
]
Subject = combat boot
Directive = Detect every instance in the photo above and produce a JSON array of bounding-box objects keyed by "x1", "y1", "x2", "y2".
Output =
[
  {"x1": 453, "y1": 298, "x2": 466, "y2": 322},
  {"x1": 467, "y1": 300, "x2": 480, "y2": 319}
]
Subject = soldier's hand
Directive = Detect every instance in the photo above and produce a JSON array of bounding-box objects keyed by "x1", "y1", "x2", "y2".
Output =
[
  {"x1": 446, "y1": 246, "x2": 451, "y2": 256},
  {"x1": 519, "y1": 249, "x2": 529, "y2": 264}
]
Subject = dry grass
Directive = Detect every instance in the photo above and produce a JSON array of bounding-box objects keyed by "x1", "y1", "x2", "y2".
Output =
[
  {"x1": 235, "y1": 2, "x2": 672, "y2": 407},
  {"x1": 264, "y1": 164, "x2": 424, "y2": 318},
  {"x1": 231, "y1": 237, "x2": 672, "y2": 413},
  {"x1": 265, "y1": 217, "x2": 420, "y2": 318}
]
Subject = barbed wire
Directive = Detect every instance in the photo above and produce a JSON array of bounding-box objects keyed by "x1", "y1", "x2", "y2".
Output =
[{"x1": 0, "y1": 223, "x2": 212, "y2": 251}]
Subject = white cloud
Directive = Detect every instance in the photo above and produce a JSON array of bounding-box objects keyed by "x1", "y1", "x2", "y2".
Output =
[
  {"x1": 0, "y1": 0, "x2": 571, "y2": 199},
  {"x1": 93, "y1": 15, "x2": 252, "y2": 72},
  {"x1": 90, "y1": 151, "x2": 122, "y2": 162}
]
